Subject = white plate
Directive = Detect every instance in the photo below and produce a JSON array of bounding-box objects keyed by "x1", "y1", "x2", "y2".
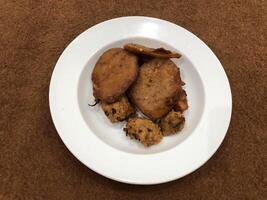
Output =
[{"x1": 49, "y1": 16, "x2": 232, "y2": 184}]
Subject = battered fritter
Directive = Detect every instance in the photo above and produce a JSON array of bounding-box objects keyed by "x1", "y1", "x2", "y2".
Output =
[
  {"x1": 124, "y1": 43, "x2": 181, "y2": 58},
  {"x1": 124, "y1": 118, "x2": 163, "y2": 147},
  {"x1": 92, "y1": 48, "x2": 138, "y2": 103},
  {"x1": 174, "y1": 89, "x2": 188, "y2": 112},
  {"x1": 160, "y1": 110, "x2": 185, "y2": 136},
  {"x1": 129, "y1": 58, "x2": 182, "y2": 120},
  {"x1": 101, "y1": 95, "x2": 135, "y2": 123}
]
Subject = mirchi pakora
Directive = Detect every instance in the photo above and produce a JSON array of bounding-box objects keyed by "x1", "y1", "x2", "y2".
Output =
[
  {"x1": 128, "y1": 58, "x2": 182, "y2": 120},
  {"x1": 92, "y1": 48, "x2": 138, "y2": 103}
]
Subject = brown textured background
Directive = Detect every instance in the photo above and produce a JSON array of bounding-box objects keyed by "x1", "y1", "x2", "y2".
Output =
[{"x1": 1, "y1": 0, "x2": 266, "y2": 199}]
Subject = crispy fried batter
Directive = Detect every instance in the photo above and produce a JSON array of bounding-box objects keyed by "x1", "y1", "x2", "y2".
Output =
[
  {"x1": 174, "y1": 89, "x2": 188, "y2": 112},
  {"x1": 124, "y1": 118, "x2": 163, "y2": 147},
  {"x1": 129, "y1": 58, "x2": 182, "y2": 120},
  {"x1": 101, "y1": 95, "x2": 135, "y2": 123},
  {"x1": 160, "y1": 110, "x2": 185, "y2": 136},
  {"x1": 92, "y1": 48, "x2": 138, "y2": 103},
  {"x1": 124, "y1": 43, "x2": 181, "y2": 59}
]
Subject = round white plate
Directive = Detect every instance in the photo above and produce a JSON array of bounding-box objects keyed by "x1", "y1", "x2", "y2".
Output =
[{"x1": 49, "y1": 16, "x2": 232, "y2": 184}]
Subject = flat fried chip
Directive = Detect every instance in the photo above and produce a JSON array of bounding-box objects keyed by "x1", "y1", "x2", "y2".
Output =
[
  {"x1": 124, "y1": 43, "x2": 181, "y2": 59},
  {"x1": 129, "y1": 58, "x2": 182, "y2": 120},
  {"x1": 92, "y1": 48, "x2": 138, "y2": 103}
]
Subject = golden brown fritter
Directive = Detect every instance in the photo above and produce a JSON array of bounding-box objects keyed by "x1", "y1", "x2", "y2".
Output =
[
  {"x1": 101, "y1": 95, "x2": 135, "y2": 123},
  {"x1": 160, "y1": 110, "x2": 185, "y2": 136},
  {"x1": 124, "y1": 118, "x2": 163, "y2": 147},
  {"x1": 92, "y1": 48, "x2": 138, "y2": 103},
  {"x1": 129, "y1": 58, "x2": 182, "y2": 120},
  {"x1": 174, "y1": 89, "x2": 188, "y2": 112},
  {"x1": 124, "y1": 43, "x2": 181, "y2": 58}
]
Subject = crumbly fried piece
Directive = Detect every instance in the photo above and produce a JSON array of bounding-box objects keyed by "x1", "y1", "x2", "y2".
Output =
[
  {"x1": 129, "y1": 58, "x2": 182, "y2": 120},
  {"x1": 174, "y1": 89, "x2": 188, "y2": 112},
  {"x1": 124, "y1": 43, "x2": 181, "y2": 58},
  {"x1": 101, "y1": 95, "x2": 135, "y2": 123},
  {"x1": 124, "y1": 118, "x2": 163, "y2": 147},
  {"x1": 160, "y1": 110, "x2": 185, "y2": 136},
  {"x1": 92, "y1": 48, "x2": 138, "y2": 103}
]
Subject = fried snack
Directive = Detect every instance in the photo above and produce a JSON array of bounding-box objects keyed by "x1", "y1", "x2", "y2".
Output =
[
  {"x1": 92, "y1": 48, "x2": 138, "y2": 103},
  {"x1": 129, "y1": 58, "x2": 182, "y2": 120},
  {"x1": 124, "y1": 43, "x2": 181, "y2": 59},
  {"x1": 101, "y1": 95, "x2": 135, "y2": 123},
  {"x1": 124, "y1": 118, "x2": 163, "y2": 147},
  {"x1": 174, "y1": 89, "x2": 188, "y2": 112},
  {"x1": 160, "y1": 110, "x2": 185, "y2": 136}
]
